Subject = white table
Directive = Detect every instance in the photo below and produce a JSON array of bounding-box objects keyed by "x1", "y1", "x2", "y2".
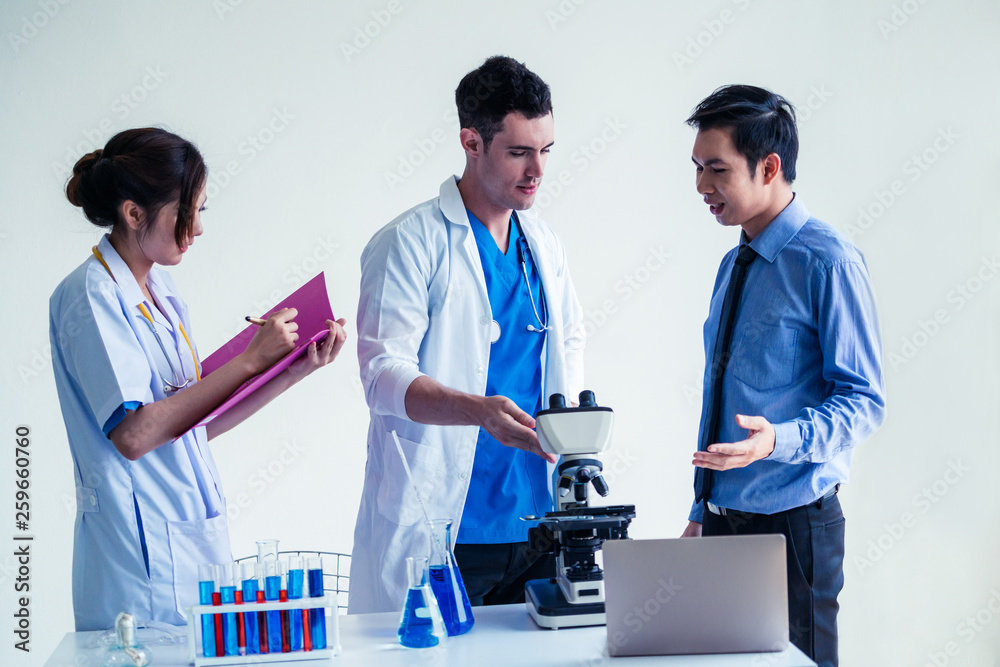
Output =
[{"x1": 45, "y1": 604, "x2": 816, "y2": 666}]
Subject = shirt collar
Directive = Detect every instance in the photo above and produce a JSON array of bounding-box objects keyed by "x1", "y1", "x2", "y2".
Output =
[
  {"x1": 146, "y1": 266, "x2": 176, "y2": 300},
  {"x1": 96, "y1": 235, "x2": 146, "y2": 307},
  {"x1": 96, "y1": 235, "x2": 177, "y2": 306},
  {"x1": 744, "y1": 194, "x2": 809, "y2": 263},
  {"x1": 440, "y1": 175, "x2": 472, "y2": 227}
]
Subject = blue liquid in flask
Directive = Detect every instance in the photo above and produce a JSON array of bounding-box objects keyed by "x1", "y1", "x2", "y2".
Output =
[
  {"x1": 429, "y1": 565, "x2": 474, "y2": 636},
  {"x1": 398, "y1": 586, "x2": 440, "y2": 648}
]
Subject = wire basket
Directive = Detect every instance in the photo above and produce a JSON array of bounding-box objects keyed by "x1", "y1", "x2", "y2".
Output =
[{"x1": 235, "y1": 550, "x2": 350, "y2": 614}]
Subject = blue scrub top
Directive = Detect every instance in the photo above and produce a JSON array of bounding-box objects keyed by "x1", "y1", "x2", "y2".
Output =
[{"x1": 458, "y1": 211, "x2": 549, "y2": 544}]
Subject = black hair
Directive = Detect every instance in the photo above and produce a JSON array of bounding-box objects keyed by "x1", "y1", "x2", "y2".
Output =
[
  {"x1": 455, "y1": 55, "x2": 552, "y2": 150},
  {"x1": 686, "y1": 85, "x2": 798, "y2": 183},
  {"x1": 66, "y1": 128, "x2": 206, "y2": 247}
]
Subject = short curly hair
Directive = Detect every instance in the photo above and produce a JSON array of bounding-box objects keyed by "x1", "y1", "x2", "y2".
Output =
[{"x1": 455, "y1": 55, "x2": 552, "y2": 151}]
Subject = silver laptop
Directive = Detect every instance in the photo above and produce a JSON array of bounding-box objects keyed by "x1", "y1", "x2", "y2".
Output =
[{"x1": 603, "y1": 535, "x2": 788, "y2": 657}]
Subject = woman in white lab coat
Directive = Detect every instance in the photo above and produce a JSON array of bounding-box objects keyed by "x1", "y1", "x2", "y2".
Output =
[{"x1": 49, "y1": 128, "x2": 347, "y2": 631}]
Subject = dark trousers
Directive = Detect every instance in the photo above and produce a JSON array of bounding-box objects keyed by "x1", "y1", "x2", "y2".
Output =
[
  {"x1": 703, "y1": 494, "x2": 846, "y2": 667},
  {"x1": 454, "y1": 542, "x2": 556, "y2": 606}
]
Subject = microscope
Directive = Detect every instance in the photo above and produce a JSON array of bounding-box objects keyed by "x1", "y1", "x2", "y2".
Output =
[{"x1": 524, "y1": 390, "x2": 636, "y2": 629}]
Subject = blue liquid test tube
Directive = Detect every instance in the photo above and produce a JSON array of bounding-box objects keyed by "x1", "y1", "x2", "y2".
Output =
[
  {"x1": 307, "y1": 556, "x2": 327, "y2": 649},
  {"x1": 241, "y1": 561, "x2": 260, "y2": 655},
  {"x1": 264, "y1": 559, "x2": 283, "y2": 653},
  {"x1": 219, "y1": 563, "x2": 239, "y2": 656},
  {"x1": 287, "y1": 556, "x2": 305, "y2": 651},
  {"x1": 197, "y1": 563, "x2": 217, "y2": 658}
]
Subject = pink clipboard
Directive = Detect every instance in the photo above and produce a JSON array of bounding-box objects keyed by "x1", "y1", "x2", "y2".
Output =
[{"x1": 197, "y1": 272, "x2": 334, "y2": 427}]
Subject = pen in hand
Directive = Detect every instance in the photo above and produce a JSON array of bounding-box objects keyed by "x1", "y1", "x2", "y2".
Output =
[{"x1": 245, "y1": 316, "x2": 267, "y2": 326}]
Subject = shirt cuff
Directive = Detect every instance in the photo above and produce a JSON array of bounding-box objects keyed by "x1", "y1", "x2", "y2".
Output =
[
  {"x1": 372, "y1": 364, "x2": 425, "y2": 419},
  {"x1": 769, "y1": 420, "x2": 803, "y2": 463},
  {"x1": 102, "y1": 401, "x2": 143, "y2": 436},
  {"x1": 688, "y1": 499, "x2": 706, "y2": 524}
]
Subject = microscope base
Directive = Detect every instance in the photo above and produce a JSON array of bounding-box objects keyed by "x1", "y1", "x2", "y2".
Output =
[{"x1": 524, "y1": 578, "x2": 606, "y2": 630}]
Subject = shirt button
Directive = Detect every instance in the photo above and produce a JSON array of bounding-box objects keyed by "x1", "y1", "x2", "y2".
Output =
[
  {"x1": 479, "y1": 316, "x2": 489, "y2": 325},
  {"x1": 459, "y1": 471, "x2": 468, "y2": 480},
  {"x1": 476, "y1": 366, "x2": 484, "y2": 376},
  {"x1": 90, "y1": 495, "x2": 97, "y2": 506}
]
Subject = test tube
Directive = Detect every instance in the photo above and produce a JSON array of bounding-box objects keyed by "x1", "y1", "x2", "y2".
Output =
[
  {"x1": 264, "y1": 559, "x2": 283, "y2": 653},
  {"x1": 307, "y1": 556, "x2": 327, "y2": 649},
  {"x1": 219, "y1": 563, "x2": 239, "y2": 656},
  {"x1": 197, "y1": 564, "x2": 216, "y2": 658},
  {"x1": 279, "y1": 560, "x2": 290, "y2": 653},
  {"x1": 232, "y1": 562, "x2": 247, "y2": 656},
  {"x1": 241, "y1": 561, "x2": 260, "y2": 655},
  {"x1": 257, "y1": 562, "x2": 268, "y2": 653},
  {"x1": 212, "y1": 565, "x2": 224, "y2": 657},
  {"x1": 287, "y1": 556, "x2": 305, "y2": 651}
]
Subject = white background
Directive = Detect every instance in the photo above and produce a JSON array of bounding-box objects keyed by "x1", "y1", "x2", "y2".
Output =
[{"x1": 2, "y1": 1, "x2": 998, "y2": 665}]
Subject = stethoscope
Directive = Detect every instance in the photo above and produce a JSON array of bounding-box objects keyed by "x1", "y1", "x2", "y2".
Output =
[
  {"x1": 92, "y1": 246, "x2": 201, "y2": 392},
  {"x1": 491, "y1": 214, "x2": 548, "y2": 343}
]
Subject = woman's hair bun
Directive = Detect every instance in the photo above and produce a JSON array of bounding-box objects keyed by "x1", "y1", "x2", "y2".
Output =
[
  {"x1": 66, "y1": 149, "x2": 105, "y2": 207},
  {"x1": 64, "y1": 128, "x2": 206, "y2": 237}
]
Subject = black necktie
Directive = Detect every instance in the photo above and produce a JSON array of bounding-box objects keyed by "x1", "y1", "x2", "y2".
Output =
[{"x1": 694, "y1": 244, "x2": 758, "y2": 505}]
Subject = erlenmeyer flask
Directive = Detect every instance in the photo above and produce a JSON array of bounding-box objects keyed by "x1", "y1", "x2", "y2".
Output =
[
  {"x1": 398, "y1": 556, "x2": 447, "y2": 648},
  {"x1": 426, "y1": 518, "x2": 474, "y2": 636}
]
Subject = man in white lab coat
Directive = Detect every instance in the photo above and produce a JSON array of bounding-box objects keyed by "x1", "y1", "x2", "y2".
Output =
[{"x1": 349, "y1": 56, "x2": 586, "y2": 614}]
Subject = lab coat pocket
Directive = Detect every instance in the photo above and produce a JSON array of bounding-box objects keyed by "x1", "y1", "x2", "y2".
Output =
[
  {"x1": 377, "y1": 433, "x2": 446, "y2": 527},
  {"x1": 730, "y1": 322, "x2": 798, "y2": 391},
  {"x1": 166, "y1": 512, "x2": 232, "y2": 618}
]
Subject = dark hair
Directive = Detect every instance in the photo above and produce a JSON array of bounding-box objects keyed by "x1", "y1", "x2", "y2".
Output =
[
  {"x1": 66, "y1": 128, "x2": 207, "y2": 247},
  {"x1": 686, "y1": 85, "x2": 798, "y2": 183},
  {"x1": 455, "y1": 55, "x2": 552, "y2": 150}
]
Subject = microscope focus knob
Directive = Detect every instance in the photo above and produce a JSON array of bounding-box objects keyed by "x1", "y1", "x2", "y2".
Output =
[
  {"x1": 579, "y1": 390, "x2": 596, "y2": 408},
  {"x1": 549, "y1": 393, "x2": 566, "y2": 409}
]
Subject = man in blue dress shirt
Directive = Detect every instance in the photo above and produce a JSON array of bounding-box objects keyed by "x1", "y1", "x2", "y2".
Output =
[{"x1": 681, "y1": 85, "x2": 886, "y2": 667}]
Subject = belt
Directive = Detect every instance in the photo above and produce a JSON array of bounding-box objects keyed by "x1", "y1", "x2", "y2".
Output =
[{"x1": 706, "y1": 484, "x2": 840, "y2": 517}]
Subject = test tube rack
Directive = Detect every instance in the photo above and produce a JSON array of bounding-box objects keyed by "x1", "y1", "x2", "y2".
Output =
[{"x1": 186, "y1": 594, "x2": 341, "y2": 665}]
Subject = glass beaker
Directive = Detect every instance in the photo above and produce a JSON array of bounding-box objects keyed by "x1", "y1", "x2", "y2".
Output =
[
  {"x1": 256, "y1": 539, "x2": 279, "y2": 564},
  {"x1": 426, "y1": 518, "x2": 474, "y2": 636},
  {"x1": 398, "y1": 556, "x2": 447, "y2": 648}
]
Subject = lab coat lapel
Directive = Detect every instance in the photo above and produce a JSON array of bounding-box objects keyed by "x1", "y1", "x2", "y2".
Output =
[{"x1": 439, "y1": 176, "x2": 491, "y2": 318}]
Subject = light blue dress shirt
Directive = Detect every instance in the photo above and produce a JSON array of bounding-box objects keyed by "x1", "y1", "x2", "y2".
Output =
[{"x1": 690, "y1": 196, "x2": 886, "y2": 523}]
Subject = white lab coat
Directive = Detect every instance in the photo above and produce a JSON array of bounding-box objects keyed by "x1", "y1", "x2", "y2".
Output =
[
  {"x1": 49, "y1": 235, "x2": 231, "y2": 631},
  {"x1": 349, "y1": 176, "x2": 585, "y2": 614}
]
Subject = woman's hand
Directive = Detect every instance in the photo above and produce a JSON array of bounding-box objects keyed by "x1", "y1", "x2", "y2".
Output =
[
  {"x1": 287, "y1": 318, "x2": 348, "y2": 381},
  {"x1": 241, "y1": 307, "x2": 299, "y2": 375}
]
